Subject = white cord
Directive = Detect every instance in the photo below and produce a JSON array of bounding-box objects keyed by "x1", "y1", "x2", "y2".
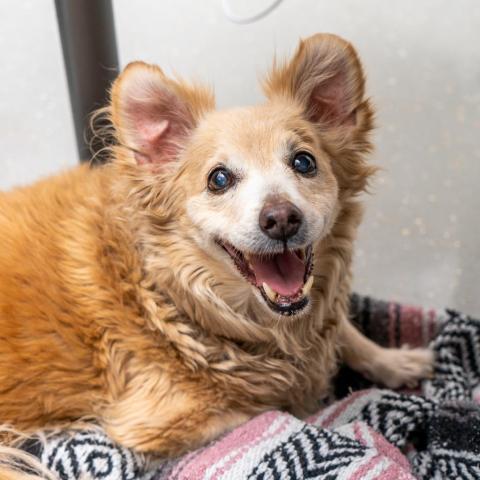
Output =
[{"x1": 222, "y1": 0, "x2": 284, "y2": 24}]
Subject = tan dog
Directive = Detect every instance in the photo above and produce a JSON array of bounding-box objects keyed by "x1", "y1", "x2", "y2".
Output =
[{"x1": 0, "y1": 34, "x2": 432, "y2": 468}]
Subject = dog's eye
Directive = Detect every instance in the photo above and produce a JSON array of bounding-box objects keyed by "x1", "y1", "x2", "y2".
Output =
[
  {"x1": 291, "y1": 152, "x2": 317, "y2": 176},
  {"x1": 207, "y1": 167, "x2": 234, "y2": 193}
]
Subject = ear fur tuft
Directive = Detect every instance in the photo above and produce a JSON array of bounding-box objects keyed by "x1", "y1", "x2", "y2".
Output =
[
  {"x1": 110, "y1": 61, "x2": 214, "y2": 166},
  {"x1": 263, "y1": 34, "x2": 366, "y2": 128}
]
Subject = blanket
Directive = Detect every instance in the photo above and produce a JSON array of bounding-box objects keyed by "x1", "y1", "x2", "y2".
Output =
[{"x1": 19, "y1": 295, "x2": 480, "y2": 479}]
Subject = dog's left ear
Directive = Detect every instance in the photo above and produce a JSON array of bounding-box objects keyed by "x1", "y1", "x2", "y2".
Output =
[
  {"x1": 110, "y1": 62, "x2": 214, "y2": 166},
  {"x1": 263, "y1": 34, "x2": 366, "y2": 129}
]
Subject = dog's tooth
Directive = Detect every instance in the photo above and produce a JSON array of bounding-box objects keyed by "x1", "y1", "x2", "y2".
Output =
[
  {"x1": 302, "y1": 275, "x2": 314, "y2": 296},
  {"x1": 262, "y1": 283, "x2": 278, "y2": 302}
]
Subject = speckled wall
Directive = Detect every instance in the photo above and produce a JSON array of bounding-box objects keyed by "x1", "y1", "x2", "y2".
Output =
[{"x1": 1, "y1": 1, "x2": 479, "y2": 314}]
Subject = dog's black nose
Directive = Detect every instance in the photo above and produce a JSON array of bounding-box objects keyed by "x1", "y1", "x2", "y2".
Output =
[{"x1": 259, "y1": 200, "x2": 303, "y2": 241}]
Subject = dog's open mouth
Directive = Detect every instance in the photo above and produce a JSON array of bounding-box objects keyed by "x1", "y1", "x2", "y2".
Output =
[{"x1": 218, "y1": 241, "x2": 314, "y2": 316}]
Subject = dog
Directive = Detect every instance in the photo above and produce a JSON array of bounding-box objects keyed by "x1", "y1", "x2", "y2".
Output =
[{"x1": 0, "y1": 33, "x2": 432, "y2": 471}]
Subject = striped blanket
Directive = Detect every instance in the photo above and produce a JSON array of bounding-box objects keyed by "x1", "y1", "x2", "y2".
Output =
[{"x1": 21, "y1": 295, "x2": 480, "y2": 479}]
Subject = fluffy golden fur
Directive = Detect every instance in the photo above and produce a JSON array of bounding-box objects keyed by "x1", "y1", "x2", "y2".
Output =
[{"x1": 0, "y1": 34, "x2": 432, "y2": 477}]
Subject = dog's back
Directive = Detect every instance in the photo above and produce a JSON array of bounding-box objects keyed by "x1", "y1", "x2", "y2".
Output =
[{"x1": 0, "y1": 165, "x2": 109, "y2": 430}]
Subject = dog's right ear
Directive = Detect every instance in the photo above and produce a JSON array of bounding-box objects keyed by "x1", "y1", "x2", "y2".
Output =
[
  {"x1": 263, "y1": 34, "x2": 367, "y2": 130},
  {"x1": 110, "y1": 62, "x2": 214, "y2": 166}
]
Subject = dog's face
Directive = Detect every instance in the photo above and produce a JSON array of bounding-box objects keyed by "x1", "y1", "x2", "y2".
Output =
[
  {"x1": 111, "y1": 34, "x2": 372, "y2": 319},
  {"x1": 181, "y1": 104, "x2": 338, "y2": 316}
]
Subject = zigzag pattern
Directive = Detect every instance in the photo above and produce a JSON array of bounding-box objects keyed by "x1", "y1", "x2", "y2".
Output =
[
  {"x1": 361, "y1": 310, "x2": 480, "y2": 479},
  {"x1": 427, "y1": 310, "x2": 480, "y2": 401},
  {"x1": 41, "y1": 431, "x2": 143, "y2": 480},
  {"x1": 413, "y1": 450, "x2": 480, "y2": 480},
  {"x1": 359, "y1": 392, "x2": 435, "y2": 448},
  {"x1": 246, "y1": 309, "x2": 480, "y2": 479},
  {"x1": 247, "y1": 425, "x2": 368, "y2": 480}
]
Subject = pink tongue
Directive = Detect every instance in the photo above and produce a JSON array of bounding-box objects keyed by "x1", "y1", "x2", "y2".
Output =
[{"x1": 250, "y1": 250, "x2": 305, "y2": 297}]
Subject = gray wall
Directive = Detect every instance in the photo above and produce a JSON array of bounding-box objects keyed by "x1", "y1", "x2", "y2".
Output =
[{"x1": 1, "y1": 0, "x2": 479, "y2": 314}]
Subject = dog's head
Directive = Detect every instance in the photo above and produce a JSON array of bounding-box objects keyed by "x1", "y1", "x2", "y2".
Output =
[{"x1": 110, "y1": 34, "x2": 374, "y2": 321}]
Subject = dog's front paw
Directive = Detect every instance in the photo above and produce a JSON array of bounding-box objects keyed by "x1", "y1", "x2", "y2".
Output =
[{"x1": 364, "y1": 347, "x2": 434, "y2": 389}]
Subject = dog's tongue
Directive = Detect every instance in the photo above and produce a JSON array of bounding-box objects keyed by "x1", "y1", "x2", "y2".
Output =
[{"x1": 249, "y1": 250, "x2": 305, "y2": 297}]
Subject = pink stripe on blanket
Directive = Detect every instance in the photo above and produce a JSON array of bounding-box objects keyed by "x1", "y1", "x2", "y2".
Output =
[
  {"x1": 350, "y1": 454, "x2": 383, "y2": 479},
  {"x1": 171, "y1": 411, "x2": 288, "y2": 480},
  {"x1": 168, "y1": 449, "x2": 204, "y2": 479},
  {"x1": 388, "y1": 302, "x2": 397, "y2": 347},
  {"x1": 208, "y1": 413, "x2": 292, "y2": 480},
  {"x1": 379, "y1": 462, "x2": 416, "y2": 480},
  {"x1": 368, "y1": 427, "x2": 411, "y2": 472},
  {"x1": 400, "y1": 306, "x2": 424, "y2": 348},
  {"x1": 349, "y1": 423, "x2": 414, "y2": 479}
]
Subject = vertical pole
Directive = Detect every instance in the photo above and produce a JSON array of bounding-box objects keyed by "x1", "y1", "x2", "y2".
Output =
[{"x1": 55, "y1": 0, "x2": 119, "y2": 163}]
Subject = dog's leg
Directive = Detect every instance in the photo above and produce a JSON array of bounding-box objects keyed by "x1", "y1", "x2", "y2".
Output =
[
  {"x1": 338, "y1": 316, "x2": 434, "y2": 388},
  {"x1": 105, "y1": 404, "x2": 249, "y2": 457},
  {"x1": 102, "y1": 371, "x2": 251, "y2": 456}
]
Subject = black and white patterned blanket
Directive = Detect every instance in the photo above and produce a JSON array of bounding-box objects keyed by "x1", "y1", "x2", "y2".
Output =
[{"x1": 16, "y1": 296, "x2": 480, "y2": 479}]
